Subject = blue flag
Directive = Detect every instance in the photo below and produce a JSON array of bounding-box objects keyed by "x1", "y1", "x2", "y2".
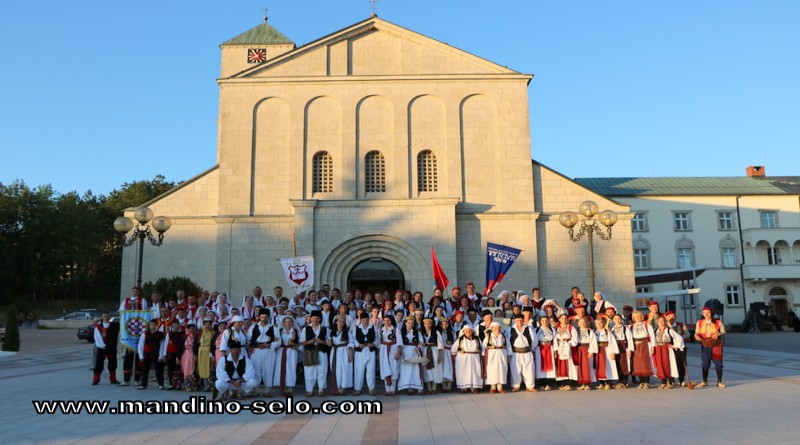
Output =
[
  {"x1": 119, "y1": 310, "x2": 152, "y2": 351},
  {"x1": 484, "y1": 243, "x2": 522, "y2": 295}
]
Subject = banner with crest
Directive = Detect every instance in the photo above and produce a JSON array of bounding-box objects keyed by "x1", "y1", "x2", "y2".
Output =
[
  {"x1": 280, "y1": 256, "x2": 315, "y2": 295},
  {"x1": 119, "y1": 310, "x2": 153, "y2": 351}
]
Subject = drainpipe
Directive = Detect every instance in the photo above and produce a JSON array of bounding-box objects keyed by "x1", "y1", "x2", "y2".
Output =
[{"x1": 736, "y1": 196, "x2": 748, "y2": 321}]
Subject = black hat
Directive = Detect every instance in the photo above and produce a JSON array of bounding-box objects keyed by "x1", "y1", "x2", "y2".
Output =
[
  {"x1": 227, "y1": 338, "x2": 242, "y2": 349},
  {"x1": 481, "y1": 309, "x2": 493, "y2": 317},
  {"x1": 522, "y1": 306, "x2": 534, "y2": 313},
  {"x1": 513, "y1": 313, "x2": 525, "y2": 320},
  {"x1": 359, "y1": 312, "x2": 369, "y2": 320},
  {"x1": 311, "y1": 310, "x2": 322, "y2": 319}
]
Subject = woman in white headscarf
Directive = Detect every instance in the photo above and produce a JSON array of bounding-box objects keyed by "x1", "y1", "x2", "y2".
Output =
[{"x1": 451, "y1": 325, "x2": 483, "y2": 393}]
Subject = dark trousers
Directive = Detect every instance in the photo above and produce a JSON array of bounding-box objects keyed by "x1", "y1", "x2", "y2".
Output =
[
  {"x1": 700, "y1": 346, "x2": 723, "y2": 371},
  {"x1": 122, "y1": 350, "x2": 141, "y2": 383},
  {"x1": 673, "y1": 349, "x2": 686, "y2": 383},
  {"x1": 165, "y1": 352, "x2": 179, "y2": 384},
  {"x1": 94, "y1": 348, "x2": 117, "y2": 374},
  {"x1": 140, "y1": 355, "x2": 164, "y2": 388}
]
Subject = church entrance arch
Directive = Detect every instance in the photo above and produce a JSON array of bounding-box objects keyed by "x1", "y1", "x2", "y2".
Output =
[
  {"x1": 318, "y1": 234, "x2": 427, "y2": 293},
  {"x1": 348, "y1": 258, "x2": 405, "y2": 294}
]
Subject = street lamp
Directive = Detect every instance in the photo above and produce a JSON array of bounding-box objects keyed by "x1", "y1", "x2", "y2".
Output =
[
  {"x1": 559, "y1": 200, "x2": 618, "y2": 297},
  {"x1": 114, "y1": 206, "x2": 172, "y2": 289}
]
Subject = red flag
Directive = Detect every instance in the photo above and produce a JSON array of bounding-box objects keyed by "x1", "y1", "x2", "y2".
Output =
[{"x1": 431, "y1": 247, "x2": 450, "y2": 291}]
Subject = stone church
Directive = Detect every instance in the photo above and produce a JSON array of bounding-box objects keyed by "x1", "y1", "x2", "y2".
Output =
[{"x1": 121, "y1": 15, "x2": 635, "y2": 301}]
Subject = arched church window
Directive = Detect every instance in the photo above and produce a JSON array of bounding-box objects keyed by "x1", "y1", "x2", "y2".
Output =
[
  {"x1": 417, "y1": 150, "x2": 438, "y2": 192},
  {"x1": 365, "y1": 150, "x2": 386, "y2": 193},
  {"x1": 312, "y1": 151, "x2": 333, "y2": 193}
]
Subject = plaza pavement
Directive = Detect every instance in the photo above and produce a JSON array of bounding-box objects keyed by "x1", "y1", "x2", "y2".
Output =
[{"x1": 1, "y1": 326, "x2": 799, "y2": 445}]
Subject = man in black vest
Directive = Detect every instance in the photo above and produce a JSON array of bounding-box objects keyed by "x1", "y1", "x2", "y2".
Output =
[
  {"x1": 352, "y1": 312, "x2": 378, "y2": 396},
  {"x1": 136, "y1": 320, "x2": 166, "y2": 390},
  {"x1": 214, "y1": 338, "x2": 257, "y2": 400},
  {"x1": 508, "y1": 313, "x2": 538, "y2": 392},
  {"x1": 301, "y1": 310, "x2": 331, "y2": 397},
  {"x1": 92, "y1": 311, "x2": 119, "y2": 385}
]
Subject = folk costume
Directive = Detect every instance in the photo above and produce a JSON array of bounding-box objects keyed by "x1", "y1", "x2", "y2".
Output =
[
  {"x1": 508, "y1": 319, "x2": 538, "y2": 392},
  {"x1": 379, "y1": 321, "x2": 401, "y2": 395},
  {"x1": 610, "y1": 322, "x2": 632, "y2": 387},
  {"x1": 653, "y1": 325, "x2": 683, "y2": 388},
  {"x1": 573, "y1": 326, "x2": 597, "y2": 389},
  {"x1": 397, "y1": 322, "x2": 424, "y2": 394},
  {"x1": 300, "y1": 317, "x2": 330, "y2": 396},
  {"x1": 273, "y1": 320, "x2": 300, "y2": 396},
  {"x1": 329, "y1": 318, "x2": 354, "y2": 395},
  {"x1": 92, "y1": 319, "x2": 119, "y2": 385},
  {"x1": 535, "y1": 324, "x2": 557, "y2": 388},
  {"x1": 352, "y1": 316, "x2": 378, "y2": 395},
  {"x1": 451, "y1": 326, "x2": 483, "y2": 392},
  {"x1": 482, "y1": 323, "x2": 509, "y2": 393},
  {"x1": 594, "y1": 326, "x2": 620, "y2": 388},
  {"x1": 629, "y1": 320, "x2": 656, "y2": 388},
  {"x1": 136, "y1": 326, "x2": 166, "y2": 390},
  {"x1": 554, "y1": 323, "x2": 578, "y2": 388},
  {"x1": 250, "y1": 321, "x2": 277, "y2": 396},
  {"x1": 695, "y1": 311, "x2": 726, "y2": 388},
  {"x1": 214, "y1": 339, "x2": 258, "y2": 397},
  {"x1": 420, "y1": 323, "x2": 444, "y2": 393}
]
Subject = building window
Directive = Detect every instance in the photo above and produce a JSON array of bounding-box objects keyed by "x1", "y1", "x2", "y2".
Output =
[
  {"x1": 717, "y1": 211, "x2": 734, "y2": 231},
  {"x1": 767, "y1": 247, "x2": 781, "y2": 265},
  {"x1": 635, "y1": 286, "x2": 653, "y2": 309},
  {"x1": 417, "y1": 150, "x2": 438, "y2": 192},
  {"x1": 720, "y1": 237, "x2": 738, "y2": 268},
  {"x1": 312, "y1": 151, "x2": 333, "y2": 193},
  {"x1": 673, "y1": 211, "x2": 692, "y2": 231},
  {"x1": 722, "y1": 247, "x2": 737, "y2": 268},
  {"x1": 631, "y1": 212, "x2": 648, "y2": 232},
  {"x1": 675, "y1": 237, "x2": 695, "y2": 269},
  {"x1": 725, "y1": 285, "x2": 741, "y2": 306},
  {"x1": 760, "y1": 211, "x2": 778, "y2": 228},
  {"x1": 364, "y1": 151, "x2": 386, "y2": 193},
  {"x1": 633, "y1": 239, "x2": 650, "y2": 270}
]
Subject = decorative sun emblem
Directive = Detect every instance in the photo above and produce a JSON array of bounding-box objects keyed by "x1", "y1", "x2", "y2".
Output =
[
  {"x1": 126, "y1": 317, "x2": 146, "y2": 336},
  {"x1": 247, "y1": 48, "x2": 267, "y2": 63}
]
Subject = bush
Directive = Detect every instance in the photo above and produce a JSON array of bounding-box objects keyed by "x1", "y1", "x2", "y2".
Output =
[
  {"x1": 3, "y1": 307, "x2": 21, "y2": 352},
  {"x1": 142, "y1": 276, "x2": 203, "y2": 300}
]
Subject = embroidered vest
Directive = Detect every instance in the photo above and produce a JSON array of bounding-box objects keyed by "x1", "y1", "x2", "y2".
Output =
[{"x1": 356, "y1": 325, "x2": 377, "y2": 351}]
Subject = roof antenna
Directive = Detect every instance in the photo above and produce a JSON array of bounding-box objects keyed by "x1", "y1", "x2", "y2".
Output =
[
  {"x1": 263, "y1": 5, "x2": 269, "y2": 22},
  {"x1": 369, "y1": 0, "x2": 378, "y2": 17}
]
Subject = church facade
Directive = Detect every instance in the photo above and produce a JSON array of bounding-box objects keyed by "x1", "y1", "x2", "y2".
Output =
[{"x1": 121, "y1": 16, "x2": 635, "y2": 301}]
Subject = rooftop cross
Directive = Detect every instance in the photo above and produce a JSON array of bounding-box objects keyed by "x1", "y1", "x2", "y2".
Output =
[
  {"x1": 263, "y1": 5, "x2": 269, "y2": 22},
  {"x1": 369, "y1": 0, "x2": 378, "y2": 17}
]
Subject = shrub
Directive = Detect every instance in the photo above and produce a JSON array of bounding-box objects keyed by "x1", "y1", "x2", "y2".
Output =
[{"x1": 142, "y1": 276, "x2": 203, "y2": 301}]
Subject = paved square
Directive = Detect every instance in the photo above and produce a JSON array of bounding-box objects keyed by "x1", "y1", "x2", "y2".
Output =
[{"x1": 2, "y1": 328, "x2": 799, "y2": 445}]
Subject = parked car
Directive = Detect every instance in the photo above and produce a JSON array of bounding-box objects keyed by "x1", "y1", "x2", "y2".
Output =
[
  {"x1": 57, "y1": 311, "x2": 101, "y2": 321},
  {"x1": 77, "y1": 317, "x2": 118, "y2": 342}
]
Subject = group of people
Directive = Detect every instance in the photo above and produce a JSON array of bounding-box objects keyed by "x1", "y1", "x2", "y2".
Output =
[{"x1": 91, "y1": 284, "x2": 728, "y2": 399}]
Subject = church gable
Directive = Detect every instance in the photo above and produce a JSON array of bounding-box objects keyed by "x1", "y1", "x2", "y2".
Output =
[{"x1": 230, "y1": 17, "x2": 519, "y2": 79}]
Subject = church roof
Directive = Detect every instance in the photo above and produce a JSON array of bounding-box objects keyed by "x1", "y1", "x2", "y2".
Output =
[
  {"x1": 574, "y1": 176, "x2": 799, "y2": 196},
  {"x1": 221, "y1": 21, "x2": 294, "y2": 45}
]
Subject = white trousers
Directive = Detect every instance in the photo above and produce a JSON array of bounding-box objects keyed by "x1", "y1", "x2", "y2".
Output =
[
  {"x1": 251, "y1": 347, "x2": 275, "y2": 388},
  {"x1": 354, "y1": 350, "x2": 376, "y2": 391},
  {"x1": 304, "y1": 352, "x2": 328, "y2": 393},
  {"x1": 215, "y1": 377, "x2": 259, "y2": 394}
]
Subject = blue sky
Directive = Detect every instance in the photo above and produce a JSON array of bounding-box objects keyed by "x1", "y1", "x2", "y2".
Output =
[{"x1": 1, "y1": 1, "x2": 798, "y2": 196}]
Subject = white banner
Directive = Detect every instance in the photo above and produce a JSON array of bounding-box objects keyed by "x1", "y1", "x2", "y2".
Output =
[{"x1": 280, "y1": 256, "x2": 314, "y2": 295}]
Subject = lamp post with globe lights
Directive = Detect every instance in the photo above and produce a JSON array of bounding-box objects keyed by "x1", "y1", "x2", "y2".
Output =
[
  {"x1": 558, "y1": 200, "x2": 618, "y2": 297},
  {"x1": 113, "y1": 206, "x2": 172, "y2": 289}
]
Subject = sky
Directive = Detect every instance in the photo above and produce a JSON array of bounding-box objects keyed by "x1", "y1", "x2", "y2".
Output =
[{"x1": 1, "y1": 1, "x2": 798, "y2": 196}]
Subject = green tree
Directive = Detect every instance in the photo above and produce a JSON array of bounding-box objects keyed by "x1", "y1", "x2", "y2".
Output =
[{"x1": 3, "y1": 308, "x2": 21, "y2": 352}]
